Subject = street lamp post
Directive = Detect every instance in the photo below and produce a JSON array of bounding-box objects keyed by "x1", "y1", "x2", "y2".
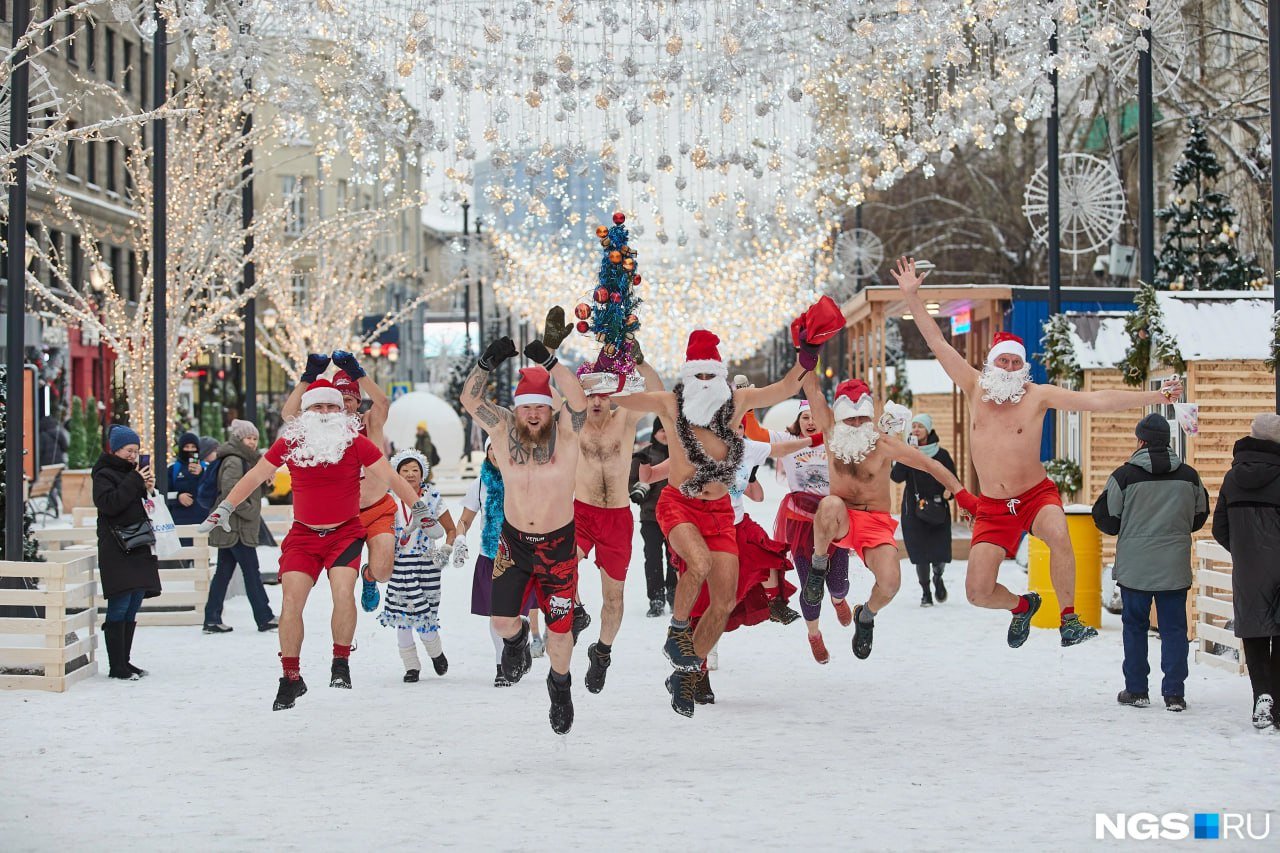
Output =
[
  {"x1": 88, "y1": 260, "x2": 112, "y2": 449},
  {"x1": 261, "y1": 307, "x2": 278, "y2": 410},
  {"x1": 5, "y1": 0, "x2": 31, "y2": 560}
]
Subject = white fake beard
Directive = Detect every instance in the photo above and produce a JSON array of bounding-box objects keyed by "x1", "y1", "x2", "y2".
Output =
[
  {"x1": 280, "y1": 410, "x2": 360, "y2": 467},
  {"x1": 828, "y1": 422, "x2": 880, "y2": 464},
  {"x1": 978, "y1": 364, "x2": 1032, "y2": 404},
  {"x1": 680, "y1": 375, "x2": 733, "y2": 427}
]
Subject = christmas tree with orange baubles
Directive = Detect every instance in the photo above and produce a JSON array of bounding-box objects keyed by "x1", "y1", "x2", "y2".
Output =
[{"x1": 573, "y1": 211, "x2": 646, "y2": 395}]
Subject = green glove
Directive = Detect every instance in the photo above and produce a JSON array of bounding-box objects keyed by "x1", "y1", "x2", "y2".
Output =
[{"x1": 542, "y1": 306, "x2": 572, "y2": 351}]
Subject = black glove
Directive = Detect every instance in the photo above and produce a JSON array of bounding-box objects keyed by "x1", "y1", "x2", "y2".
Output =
[
  {"x1": 301, "y1": 353, "x2": 331, "y2": 383},
  {"x1": 478, "y1": 336, "x2": 518, "y2": 372},
  {"x1": 542, "y1": 306, "x2": 572, "y2": 351},
  {"x1": 331, "y1": 350, "x2": 366, "y2": 380},
  {"x1": 629, "y1": 481, "x2": 650, "y2": 504},
  {"x1": 748, "y1": 465, "x2": 759, "y2": 484},
  {"x1": 523, "y1": 339, "x2": 557, "y2": 370}
]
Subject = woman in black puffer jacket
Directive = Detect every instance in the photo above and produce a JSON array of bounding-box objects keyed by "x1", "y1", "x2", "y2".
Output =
[{"x1": 93, "y1": 425, "x2": 163, "y2": 681}]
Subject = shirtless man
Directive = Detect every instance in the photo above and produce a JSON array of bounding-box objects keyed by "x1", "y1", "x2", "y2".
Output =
[
  {"x1": 281, "y1": 351, "x2": 394, "y2": 613},
  {"x1": 894, "y1": 256, "x2": 1183, "y2": 647},
  {"x1": 198, "y1": 378, "x2": 438, "y2": 710},
  {"x1": 574, "y1": 346, "x2": 664, "y2": 695},
  {"x1": 616, "y1": 328, "x2": 811, "y2": 717},
  {"x1": 803, "y1": 374, "x2": 967, "y2": 659},
  {"x1": 459, "y1": 309, "x2": 589, "y2": 735}
]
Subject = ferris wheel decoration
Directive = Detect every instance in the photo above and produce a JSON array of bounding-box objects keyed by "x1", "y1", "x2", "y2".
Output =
[
  {"x1": 829, "y1": 227, "x2": 884, "y2": 302},
  {"x1": 1103, "y1": 0, "x2": 1186, "y2": 97},
  {"x1": 443, "y1": 234, "x2": 501, "y2": 283},
  {"x1": 0, "y1": 62, "x2": 65, "y2": 210},
  {"x1": 1023, "y1": 153, "x2": 1126, "y2": 263}
]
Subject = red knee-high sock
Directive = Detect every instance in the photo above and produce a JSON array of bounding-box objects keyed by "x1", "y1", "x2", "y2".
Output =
[
  {"x1": 1010, "y1": 596, "x2": 1030, "y2": 615},
  {"x1": 1060, "y1": 606, "x2": 1075, "y2": 619},
  {"x1": 333, "y1": 643, "x2": 352, "y2": 660},
  {"x1": 280, "y1": 654, "x2": 301, "y2": 681}
]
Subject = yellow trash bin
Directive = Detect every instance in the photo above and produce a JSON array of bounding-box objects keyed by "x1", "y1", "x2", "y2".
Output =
[{"x1": 1026, "y1": 506, "x2": 1103, "y2": 629}]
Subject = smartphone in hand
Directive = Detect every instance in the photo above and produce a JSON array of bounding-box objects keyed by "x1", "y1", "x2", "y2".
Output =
[{"x1": 139, "y1": 454, "x2": 151, "y2": 470}]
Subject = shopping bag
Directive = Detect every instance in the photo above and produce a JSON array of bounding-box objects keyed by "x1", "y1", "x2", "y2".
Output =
[{"x1": 145, "y1": 494, "x2": 183, "y2": 559}]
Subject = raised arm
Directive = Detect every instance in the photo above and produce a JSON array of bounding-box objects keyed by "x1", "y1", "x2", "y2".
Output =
[
  {"x1": 738, "y1": 362, "x2": 808, "y2": 410},
  {"x1": 892, "y1": 256, "x2": 977, "y2": 390},
  {"x1": 522, "y1": 306, "x2": 587, "y2": 430},
  {"x1": 1039, "y1": 376, "x2": 1181, "y2": 414},
  {"x1": 801, "y1": 371, "x2": 835, "y2": 432},
  {"x1": 882, "y1": 434, "x2": 964, "y2": 496},
  {"x1": 460, "y1": 338, "x2": 517, "y2": 437},
  {"x1": 625, "y1": 354, "x2": 666, "y2": 427},
  {"x1": 281, "y1": 353, "x2": 333, "y2": 421},
  {"x1": 769, "y1": 435, "x2": 816, "y2": 458}
]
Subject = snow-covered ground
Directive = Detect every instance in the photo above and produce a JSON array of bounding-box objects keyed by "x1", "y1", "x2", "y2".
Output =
[{"x1": 3, "y1": 476, "x2": 1275, "y2": 851}]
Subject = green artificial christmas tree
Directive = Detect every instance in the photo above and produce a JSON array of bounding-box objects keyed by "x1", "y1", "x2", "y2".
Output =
[
  {"x1": 67, "y1": 397, "x2": 89, "y2": 470},
  {"x1": 1154, "y1": 119, "x2": 1265, "y2": 291}
]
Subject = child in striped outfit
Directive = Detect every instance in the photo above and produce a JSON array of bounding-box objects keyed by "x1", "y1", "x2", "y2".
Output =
[{"x1": 381, "y1": 450, "x2": 456, "y2": 682}]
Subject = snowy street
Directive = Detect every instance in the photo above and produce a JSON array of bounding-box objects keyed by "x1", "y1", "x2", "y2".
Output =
[{"x1": 2, "y1": 476, "x2": 1273, "y2": 851}]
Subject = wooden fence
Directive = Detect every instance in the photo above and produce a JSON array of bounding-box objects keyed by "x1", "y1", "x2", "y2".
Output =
[
  {"x1": 0, "y1": 554, "x2": 99, "y2": 691},
  {"x1": 1194, "y1": 539, "x2": 1245, "y2": 675}
]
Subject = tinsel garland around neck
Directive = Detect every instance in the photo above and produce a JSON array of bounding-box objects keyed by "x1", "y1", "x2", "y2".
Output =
[
  {"x1": 479, "y1": 460, "x2": 505, "y2": 558},
  {"x1": 673, "y1": 382, "x2": 744, "y2": 497}
]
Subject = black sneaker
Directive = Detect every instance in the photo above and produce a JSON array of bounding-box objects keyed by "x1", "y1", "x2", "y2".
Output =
[
  {"x1": 547, "y1": 672, "x2": 574, "y2": 735},
  {"x1": 1060, "y1": 614, "x2": 1099, "y2": 647},
  {"x1": 202, "y1": 623, "x2": 233, "y2": 634},
  {"x1": 933, "y1": 573, "x2": 948, "y2": 603},
  {"x1": 694, "y1": 669, "x2": 715, "y2": 705},
  {"x1": 1117, "y1": 690, "x2": 1150, "y2": 707},
  {"x1": 1164, "y1": 695, "x2": 1187, "y2": 712},
  {"x1": 768, "y1": 597, "x2": 801, "y2": 625},
  {"x1": 1007, "y1": 592, "x2": 1042, "y2": 649},
  {"x1": 851, "y1": 605, "x2": 875, "y2": 659},
  {"x1": 257, "y1": 618, "x2": 279, "y2": 632},
  {"x1": 585, "y1": 643, "x2": 611, "y2": 694},
  {"x1": 403, "y1": 669, "x2": 420, "y2": 683},
  {"x1": 665, "y1": 671, "x2": 696, "y2": 718},
  {"x1": 330, "y1": 657, "x2": 351, "y2": 689},
  {"x1": 662, "y1": 624, "x2": 702, "y2": 672},
  {"x1": 646, "y1": 599, "x2": 665, "y2": 618},
  {"x1": 920, "y1": 592, "x2": 934, "y2": 607},
  {"x1": 273, "y1": 676, "x2": 308, "y2": 711},
  {"x1": 501, "y1": 617, "x2": 532, "y2": 683},
  {"x1": 493, "y1": 665, "x2": 512, "y2": 688},
  {"x1": 431, "y1": 653, "x2": 449, "y2": 676},
  {"x1": 572, "y1": 604, "x2": 592, "y2": 645},
  {"x1": 800, "y1": 560, "x2": 829, "y2": 607}
]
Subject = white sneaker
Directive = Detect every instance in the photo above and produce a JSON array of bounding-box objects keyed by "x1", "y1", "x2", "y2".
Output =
[
  {"x1": 1253, "y1": 694, "x2": 1274, "y2": 729},
  {"x1": 530, "y1": 634, "x2": 546, "y2": 659},
  {"x1": 706, "y1": 643, "x2": 719, "y2": 671}
]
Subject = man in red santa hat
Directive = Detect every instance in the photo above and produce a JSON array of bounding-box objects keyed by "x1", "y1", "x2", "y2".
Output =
[
  {"x1": 281, "y1": 352, "x2": 395, "y2": 613},
  {"x1": 894, "y1": 256, "x2": 1183, "y2": 647},
  {"x1": 802, "y1": 372, "x2": 967, "y2": 660},
  {"x1": 615, "y1": 326, "x2": 816, "y2": 717},
  {"x1": 199, "y1": 377, "x2": 440, "y2": 711},
  {"x1": 459, "y1": 311, "x2": 590, "y2": 735}
]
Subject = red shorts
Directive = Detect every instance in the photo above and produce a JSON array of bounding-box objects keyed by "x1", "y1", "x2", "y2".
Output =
[
  {"x1": 573, "y1": 499, "x2": 634, "y2": 582},
  {"x1": 832, "y1": 509, "x2": 899, "y2": 563},
  {"x1": 971, "y1": 477, "x2": 1063, "y2": 558},
  {"x1": 358, "y1": 493, "x2": 396, "y2": 539},
  {"x1": 676, "y1": 516, "x2": 796, "y2": 633},
  {"x1": 279, "y1": 518, "x2": 367, "y2": 581},
  {"x1": 655, "y1": 487, "x2": 737, "y2": 557}
]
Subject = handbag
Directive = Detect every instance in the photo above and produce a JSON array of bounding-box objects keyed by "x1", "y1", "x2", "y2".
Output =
[
  {"x1": 111, "y1": 519, "x2": 157, "y2": 553},
  {"x1": 910, "y1": 471, "x2": 950, "y2": 526}
]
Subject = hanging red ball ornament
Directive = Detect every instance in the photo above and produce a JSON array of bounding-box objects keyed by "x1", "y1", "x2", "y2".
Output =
[
  {"x1": 610, "y1": 292, "x2": 622, "y2": 303},
  {"x1": 574, "y1": 303, "x2": 591, "y2": 320},
  {"x1": 612, "y1": 212, "x2": 626, "y2": 225},
  {"x1": 633, "y1": 274, "x2": 641, "y2": 285},
  {"x1": 608, "y1": 250, "x2": 623, "y2": 264},
  {"x1": 595, "y1": 225, "x2": 609, "y2": 239},
  {"x1": 576, "y1": 320, "x2": 590, "y2": 333},
  {"x1": 594, "y1": 287, "x2": 609, "y2": 303}
]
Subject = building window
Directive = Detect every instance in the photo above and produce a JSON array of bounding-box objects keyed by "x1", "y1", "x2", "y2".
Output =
[
  {"x1": 65, "y1": 121, "x2": 78, "y2": 178},
  {"x1": 85, "y1": 17, "x2": 96, "y2": 72},
  {"x1": 105, "y1": 139, "x2": 119, "y2": 193},
  {"x1": 123, "y1": 146, "x2": 134, "y2": 199},
  {"x1": 290, "y1": 272, "x2": 310, "y2": 307},
  {"x1": 282, "y1": 176, "x2": 307, "y2": 236},
  {"x1": 65, "y1": 2, "x2": 78, "y2": 65},
  {"x1": 43, "y1": 0, "x2": 56, "y2": 49},
  {"x1": 127, "y1": 250, "x2": 139, "y2": 302},
  {"x1": 85, "y1": 138, "x2": 97, "y2": 185},
  {"x1": 105, "y1": 28, "x2": 116, "y2": 85},
  {"x1": 123, "y1": 40, "x2": 133, "y2": 94},
  {"x1": 139, "y1": 47, "x2": 149, "y2": 109},
  {"x1": 109, "y1": 246, "x2": 124, "y2": 298},
  {"x1": 337, "y1": 179, "x2": 348, "y2": 210},
  {"x1": 70, "y1": 235, "x2": 82, "y2": 290}
]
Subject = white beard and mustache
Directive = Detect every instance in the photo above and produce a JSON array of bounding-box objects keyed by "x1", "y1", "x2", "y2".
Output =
[
  {"x1": 979, "y1": 363, "x2": 1032, "y2": 404},
  {"x1": 828, "y1": 422, "x2": 881, "y2": 464},
  {"x1": 679, "y1": 370, "x2": 733, "y2": 427},
  {"x1": 280, "y1": 410, "x2": 361, "y2": 467}
]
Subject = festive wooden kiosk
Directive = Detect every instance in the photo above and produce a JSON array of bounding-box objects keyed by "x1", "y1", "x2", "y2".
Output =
[{"x1": 1059, "y1": 290, "x2": 1274, "y2": 656}]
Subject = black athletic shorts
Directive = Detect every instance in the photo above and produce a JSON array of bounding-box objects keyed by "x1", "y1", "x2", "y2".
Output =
[{"x1": 491, "y1": 520, "x2": 579, "y2": 634}]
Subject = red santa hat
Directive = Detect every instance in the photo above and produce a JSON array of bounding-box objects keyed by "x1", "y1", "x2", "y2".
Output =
[
  {"x1": 513, "y1": 366, "x2": 554, "y2": 407},
  {"x1": 300, "y1": 378, "x2": 344, "y2": 411},
  {"x1": 682, "y1": 329, "x2": 726, "y2": 379},
  {"x1": 332, "y1": 370, "x2": 361, "y2": 399},
  {"x1": 832, "y1": 378, "x2": 874, "y2": 421},
  {"x1": 987, "y1": 331, "x2": 1026, "y2": 364}
]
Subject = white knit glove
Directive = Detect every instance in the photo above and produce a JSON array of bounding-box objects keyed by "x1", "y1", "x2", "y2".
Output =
[
  {"x1": 197, "y1": 501, "x2": 234, "y2": 534},
  {"x1": 878, "y1": 401, "x2": 912, "y2": 436},
  {"x1": 450, "y1": 540, "x2": 469, "y2": 568},
  {"x1": 409, "y1": 500, "x2": 446, "y2": 540},
  {"x1": 435, "y1": 542, "x2": 453, "y2": 563}
]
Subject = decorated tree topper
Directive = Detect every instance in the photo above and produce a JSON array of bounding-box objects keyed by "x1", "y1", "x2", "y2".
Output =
[{"x1": 575, "y1": 212, "x2": 646, "y2": 395}]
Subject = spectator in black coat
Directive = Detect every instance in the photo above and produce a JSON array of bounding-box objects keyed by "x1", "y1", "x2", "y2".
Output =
[
  {"x1": 38, "y1": 415, "x2": 70, "y2": 466},
  {"x1": 1212, "y1": 413, "x2": 1280, "y2": 730},
  {"x1": 93, "y1": 425, "x2": 162, "y2": 681},
  {"x1": 166, "y1": 431, "x2": 207, "y2": 526},
  {"x1": 629, "y1": 420, "x2": 675, "y2": 617},
  {"x1": 890, "y1": 414, "x2": 957, "y2": 607}
]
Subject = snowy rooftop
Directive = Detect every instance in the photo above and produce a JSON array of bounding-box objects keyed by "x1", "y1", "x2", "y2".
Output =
[
  {"x1": 906, "y1": 358, "x2": 957, "y2": 395},
  {"x1": 1156, "y1": 291, "x2": 1274, "y2": 361},
  {"x1": 1065, "y1": 314, "x2": 1131, "y2": 369}
]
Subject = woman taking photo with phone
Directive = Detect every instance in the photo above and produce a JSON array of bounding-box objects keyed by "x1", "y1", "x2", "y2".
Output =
[{"x1": 94, "y1": 425, "x2": 163, "y2": 680}]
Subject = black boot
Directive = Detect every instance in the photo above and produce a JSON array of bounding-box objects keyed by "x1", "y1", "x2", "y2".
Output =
[
  {"x1": 501, "y1": 617, "x2": 532, "y2": 683},
  {"x1": 103, "y1": 622, "x2": 136, "y2": 680},
  {"x1": 933, "y1": 565, "x2": 948, "y2": 604},
  {"x1": 273, "y1": 676, "x2": 308, "y2": 710},
  {"x1": 572, "y1": 604, "x2": 592, "y2": 645},
  {"x1": 694, "y1": 669, "x2": 715, "y2": 705},
  {"x1": 585, "y1": 642, "x2": 611, "y2": 694},
  {"x1": 431, "y1": 653, "x2": 449, "y2": 676},
  {"x1": 646, "y1": 598, "x2": 665, "y2": 618},
  {"x1": 124, "y1": 621, "x2": 148, "y2": 677},
  {"x1": 665, "y1": 670, "x2": 696, "y2": 718},
  {"x1": 917, "y1": 564, "x2": 933, "y2": 607},
  {"x1": 547, "y1": 671, "x2": 574, "y2": 734},
  {"x1": 330, "y1": 657, "x2": 352, "y2": 689}
]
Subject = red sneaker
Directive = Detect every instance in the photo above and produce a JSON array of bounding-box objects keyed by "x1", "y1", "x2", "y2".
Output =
[
  {"x1": 833, "y1": 599, "x2": 853, "y2": 627},
  {"x1": 808, "y1": 632, "x2": 830, "y2": 665}
]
